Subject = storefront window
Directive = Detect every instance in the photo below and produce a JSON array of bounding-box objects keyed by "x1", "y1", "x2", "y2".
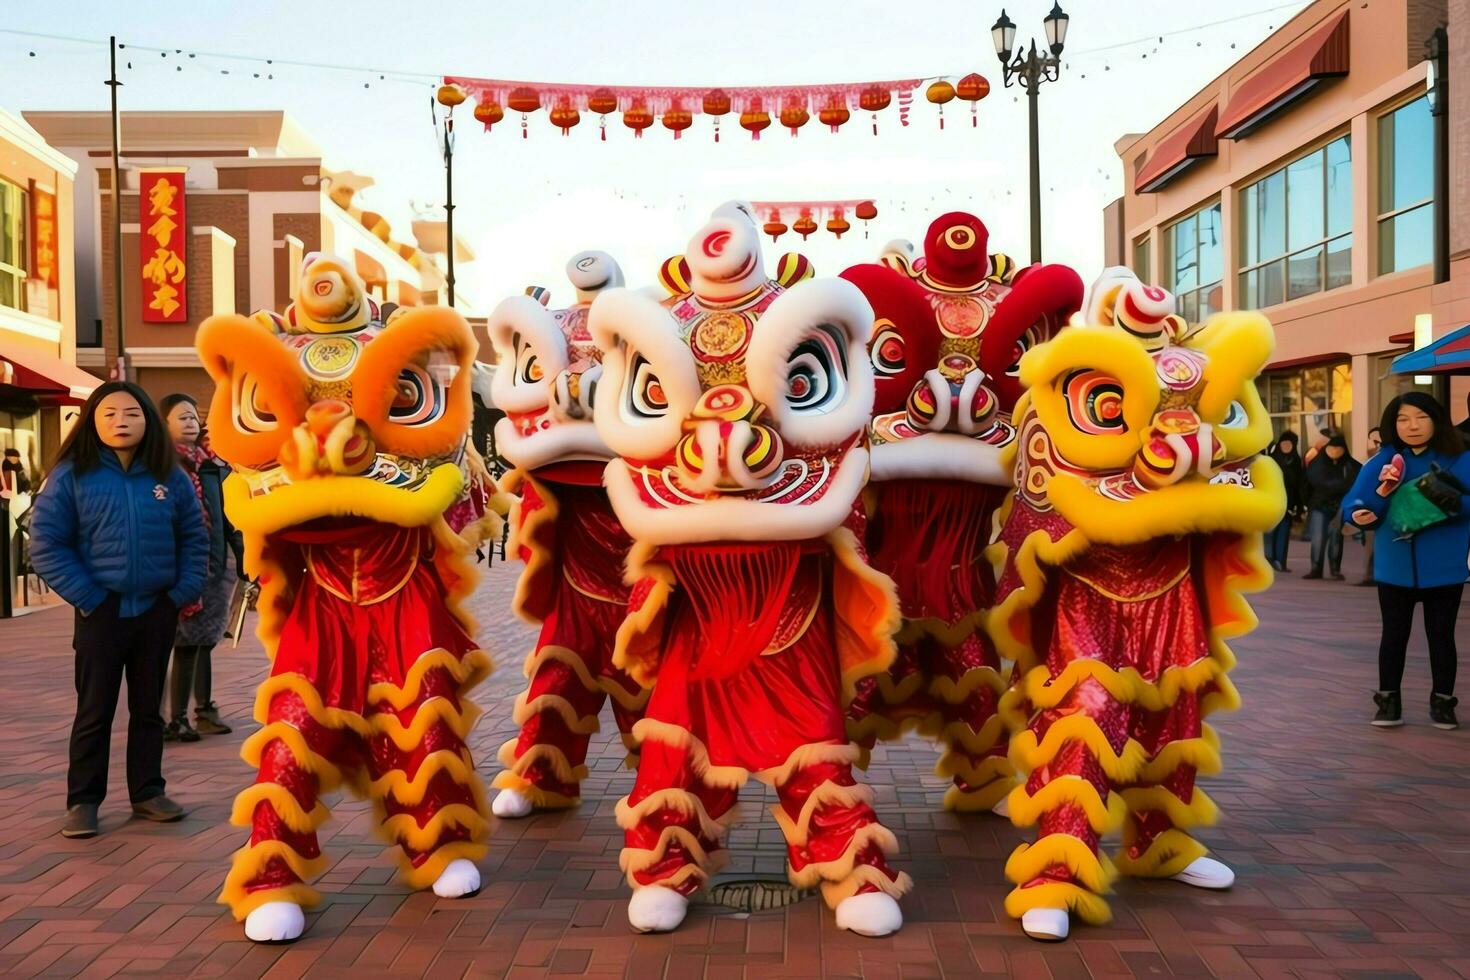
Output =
[
  {"x1": 0, "y1": 178, "x2": 28, "y2": 312},
  {"x1": 1238, "y1": 135, "x2": 1352, "y2": 309},
  {"x1": 1165, "y1": 202, "x2": 1222, "y2": 321},
  {"x1": 1133, "y1": 236, "x2": 1151, "y2": 282},
  {"x1": 1377, "y1": 96, "x2": 1433, "y2": 275},
  {"x1": 1256, "y1": 360, "x2": 1352, "y2": 442}
]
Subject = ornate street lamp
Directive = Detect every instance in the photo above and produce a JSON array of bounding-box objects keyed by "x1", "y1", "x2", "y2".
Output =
[
  {"x1": 1426, "y1": 27, "x2": 1449, "y2": 285},
  {"x1": 432, "y1": 84, "x2": 465, "y2": 307},
  {"x1": 993, "y1": 4, "x2": 1069, "y2": 264}
]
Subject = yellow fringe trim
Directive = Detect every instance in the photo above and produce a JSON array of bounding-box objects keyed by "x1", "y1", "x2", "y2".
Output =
[
  {"x1": 613, "y1": 552, "x2": 676, "y2": 687},
  {"x1": 488, "y1": 770, "x2": 578, "y2": 809},
  {"x1": 521, "y1": 644, "x2": 651, "y2": 711},
  {"x1": 1005, "y1": 775, "x2": 1129, "y2": 834},
  {"x1": 1139, "y1": 727, "x2": 1223, "y2": 782},
  {"x1": 929, "y1": 664, "x2": 1008, "y2": 706},
  {"x1": 367, "y1": 648, "x2": 493, "y2": 711},
  {"x1": 786, "y1": 823, "x2": 900, "y2": 890},
  {"x1": 504, "y1": 468, "x2": 560, "y2": 625},
  {"x1": 943, "y1": 774, "x2": 1015, "y2": 813},
  {"x1": 251, "y1": 673, "x2": 373, "y2": 736},
  {"x1": 1005, "y1": 834, "x2": 1118, "y2": 894},
  {"x1": 619, "y1": 825, "x2": 719, "y2": 887},
  {"x1": 630, "y1": 719, "x2": 749, "y2": 789},
  {"x1": 844, "y1": 708, "x2": 939, "y2": 754},
  {"x1": 615, "y1": 788, "x2": 739, "y2": 842},
  {"x1": 371, "y1": 696, "x2": 483, "y2": 753},
  {"x1": 894, "y1": 609, "x2": 987, "y2": 649},
  {"x1": 512, "y1": 691, "x2": 601, "y2": 736},
  {"x1": 1009, "y1": 657, "x2": 1239, "y2": 718},
  {"x1": 754, "y1": 741, "x2": 860, "y2": 788},
  {"x1": 874, "y1": 669, "x2": 928, "y2": 707},
  {"x1": 1008, "y1": 715, "x2": 1148, "y2": 784},
  {"x1": 397, "y1": 839, "x2": 488, "y2": 891},
  {"x1": 219, "y1": 840, "x2": 330, "y2": 920},
  {"x1": 370, "y1": 749, "x2": 484, "y2": 809},
  {"x1": 220, "y1": 882, "x2": 322, "y2": 922},
  {"x1": 769, "y1": 781, "x2": 875, "y2": 848},
  {"x1": 828, "y1": 527, "x2": 902, "y2": 702},
  {"x1": 628, "y1": 863, "x2": 714, "y2": 894},
  {"x1": 1114, "y1": 828, "x2": 1209, "y2": 879},
  {"x1": 495, "y1": 739, "x2": 590, "y2": 786},
  {"x1": 241, "y1": 722, "x2": 347, "y2": 791},
  {"x1": 1004, "y1": 880, "x2": 1112, "y2": 926},
  {"x1": 935, "y1": 715, "x2": 1007, "y2": 757},
  {"x1": 380, "y1": 803, "x2": 488, "y2": 852},
  {"x1": 1119, "y1": 787, "x2": 1219, "y2": 829},
  {"x1": 228, "y1": 783, "x2": 331, "y2": 834},
  {"x1": 818, "y1": 865, "x2": 915, "y2": 908}
]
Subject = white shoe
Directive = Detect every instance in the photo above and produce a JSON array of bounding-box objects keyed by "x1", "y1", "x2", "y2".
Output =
[
  {"x1": 991, "y1": 795, "x2": 1011, "y2": 819},
  {"x1": 244, "y1": 901, "x2": 305, "y2": 943},
  {"x1": 627, "y1": 886, "x2": 689, "y2": 933},
  {"x1": 1171, "y1": 856, "x2": 1235, "y2": 890},
  {"x1": 1020, "y1": 907, "x2": 1069, "y2": 941},
  {"x1": 834, "y1": 891, "x2": 903, "y2": 937},
  {"x1": 491, "y1": 788, "x2": 534, "y2": 818},
  {"x1": 432, "y1": 858, "x2": 482, "y2": 898}
]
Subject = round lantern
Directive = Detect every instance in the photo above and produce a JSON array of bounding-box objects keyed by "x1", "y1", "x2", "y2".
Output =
[
  {"x1": 763, "y1": 220, "x2": 788, "y2": 240},
  {"x1": 435, "y1": 83, "x2": 467, "y2": 107},
  {"x1": 740, "y1": 110, "x2": 771, "y2": 141},
  {"x1": 662, "y1": 109, "x2": 693, "y2": 140},
  {"x1": 780, "y1": 105, "x2": 810, "y2": 137},
  {"x1": 855, "y1": 200, "x2": 878, "y2": 237},
  {"x1": 827, "y1": 215, "x2": 851, "y2": 239},
  {"x1": 859, "y1": 87, "x2": 892, "y2": 135},
  {"x1": 704, "y1": 89, "x2": 732, "y2": 142},
  {"x1": 819, "y1": 104, "x2": 850, "y2": 133},
  {"x1": 956, "y1": 73, "x2": 990, "y2": 127},
  {"x1": 507, "y1": 86, "x2": 542, "y2": 139},
  {"x1": 926, "y1": 80, "x2": 956, "y2": 129},
  {"x1": 589, "y1": 88, "x2": 619, "y2": 140},
  {"x1": 473, "y1": 101, "x2": 504, "y2": 130},
  {"x1": 793, "y1": 214, "x2": 818, "y2": 239},
  {"x1": 549, "y1": 106, "x2": 580, "y2": 136},
  {"x1": 623, "y1": 106, "x2": 654, "y2": 138}
]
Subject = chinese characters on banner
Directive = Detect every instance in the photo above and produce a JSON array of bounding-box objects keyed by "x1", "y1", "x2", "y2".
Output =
[
  {"x1": 139, "y1": 169, "x2": 187, "y2": 323},
  {"x1": 29, "y1": 183, "x2": 58, "y2": 290}
]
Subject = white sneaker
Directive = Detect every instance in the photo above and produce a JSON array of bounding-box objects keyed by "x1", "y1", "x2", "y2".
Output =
[
  {"x1": 1171, "y1": 856, "x2": 1235, "y2": 890},
  {"x1": 432, "y1": 858, "x2": 482, "y2": 898},
  {"x1": 1020, "y1": 907, "x2": 1069, "y2": 941},
  {"x1": 491, "y1": 788, "x2": 534, "y2": 818},
  {"x1": 834, "y1": 891, "x2": 903, "y2": 937},
  {"x1": 244, "y1": 901, "x2": 305, "y2": 943},
  {"x1": 627, "y1": 886, "x2": 689, "y2": 933},
  {"x1": 991, "y1": 795, "x2": 1011, "y2": 819}
]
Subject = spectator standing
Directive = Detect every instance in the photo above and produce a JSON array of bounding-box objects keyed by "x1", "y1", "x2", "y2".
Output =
[
  {"x1": 28, "y1": 382, "x2": 208, "y2": 838},
  {"x1": 159, "y1": 394, "x2": 243, "y2": 742},
  {"x1": 1303, "y1": 433, "x2": 1360, "y2": 580},
  {"x1": 1345, "y1": 392, "x2": 1470, "y2": 730},
  {"x1": 1265, "y1": 431, "x2": 1305, "y2": 572},
  {"x1": 1353, "y1": 427, "x2": 1382, "y2": 586}
]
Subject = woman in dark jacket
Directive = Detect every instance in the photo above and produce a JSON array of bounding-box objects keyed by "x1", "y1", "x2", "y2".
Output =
[
  {"x1": 1302, "y1": 434, "x2": 1360, "y2": 580},
  {"x1": 159, "y1": 393, "x2": 243, "y2": 741},
  {"x1": 1344, "y1": 392, "x2": 1470, "y2": 731},
  {"x1": 28, "y1": 382, "x2": 209, "y2": 839},
  {"x1": 1266, "y1": 431, "x2": 1305, "y2": 571}
]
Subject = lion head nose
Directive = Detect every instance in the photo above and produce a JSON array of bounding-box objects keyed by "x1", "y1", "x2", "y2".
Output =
[{"x1": 305, "y1": 398, "x2": 353, "y2": 437}]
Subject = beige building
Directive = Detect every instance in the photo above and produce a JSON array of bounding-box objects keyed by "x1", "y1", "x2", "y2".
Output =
[
  {"x1": 24, "y1": 111, "x2": 468, "y2": 406},
  {"x1": 1104, "y1": 0, "x2": 1470, "y2": 455}
]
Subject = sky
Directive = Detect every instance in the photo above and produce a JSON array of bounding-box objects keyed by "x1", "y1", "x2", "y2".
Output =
[{"x1": 2, "y1": 0, "x2": 1312, "y2": 314}]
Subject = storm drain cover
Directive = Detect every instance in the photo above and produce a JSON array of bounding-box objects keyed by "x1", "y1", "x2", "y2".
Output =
[{"x1": 697, "y1": 874, "x2": 815, "y2": 912}]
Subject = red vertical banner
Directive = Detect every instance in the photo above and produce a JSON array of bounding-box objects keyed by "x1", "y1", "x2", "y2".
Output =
[
  {"x1": 29, "y1": 183, "x2": 59, "y2": 290},
  {"x1": 139, "y1": 168, "x2": 188, "y2": 323}
]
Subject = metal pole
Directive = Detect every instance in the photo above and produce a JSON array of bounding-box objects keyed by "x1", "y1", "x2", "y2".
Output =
[
  {"x1": 1431, "y1": 27, "x2": 1449, "y2": 286},
  {"x1": 106, "y1": 36, "x2": 129, "y2": 381},
  {"x1": 1027, "y1": 47, "x2": 1042, "y2": 265},
  {"x1": 444, "y1": 115, "x2": 456, "y2": 308}
]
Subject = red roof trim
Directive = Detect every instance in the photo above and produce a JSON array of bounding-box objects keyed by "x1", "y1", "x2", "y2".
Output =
[
  {"x1": 1217, "y1": 10, "x2": 1350, "y2": 140},
  {"x1": 1135, "y1": 104, "x2": 1220, "y2": 194}
]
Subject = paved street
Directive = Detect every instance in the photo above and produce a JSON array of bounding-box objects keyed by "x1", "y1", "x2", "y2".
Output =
[{"x1": 1, "y1": 539, "x2": 1468, "y2": 979}]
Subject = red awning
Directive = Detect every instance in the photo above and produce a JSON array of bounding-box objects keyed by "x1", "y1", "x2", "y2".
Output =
[
  {"x1": 1217, "y1": 10, "x2": 1350, "y2": 139},
  {"x1": 0, "y1": 343, "x2": 103, "y2": 404},
  {"x1": 1135, "y1": 104, "x2": 1220, "y2": 193}
]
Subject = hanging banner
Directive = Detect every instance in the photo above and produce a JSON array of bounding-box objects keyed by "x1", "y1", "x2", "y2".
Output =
[
  {"x1": 139, "y1": 168, "x2": 188, "y2": 323},
  {"x1": 28, "y1": 182, "x2": 59, "y2": 290}
]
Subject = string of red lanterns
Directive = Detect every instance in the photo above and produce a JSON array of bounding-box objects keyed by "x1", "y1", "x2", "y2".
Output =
[
  {"x1": 749, "y1": 200, "x2": 880, "y2": 240},
  {"x1": 440, "y1": 74, "x2": 988, "y2": 140}
]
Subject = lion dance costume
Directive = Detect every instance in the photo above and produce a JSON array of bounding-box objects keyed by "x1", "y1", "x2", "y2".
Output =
[
  {"x1": 987, "y1": 269, "x2": 1285, "y2": 941},
  {"x1": 589, "y1": 202, "x2": 911, "y2": 936},
  {"x1": 843, "y1": 213, "x2": 1083, "y2": 812},
  {"x1": 199, "y1": 254, "x2": 501, "y2": 943},
  {"x1": 485, "y1": 251, "x2": 648, "y2": 818}
]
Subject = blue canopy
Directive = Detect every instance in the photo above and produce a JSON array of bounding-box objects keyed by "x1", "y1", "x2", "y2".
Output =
[{"x1": 1391, "y1": 323, "x2": 1470, "y2": 375}]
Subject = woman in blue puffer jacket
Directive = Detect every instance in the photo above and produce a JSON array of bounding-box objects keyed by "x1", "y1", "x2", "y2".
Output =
[
  {"x1": 1343, "y1": 391, "x2": 1470, "y2": 732},
  {"x1": 29, "y1": 381, "x2": 208, "y2": 840}
]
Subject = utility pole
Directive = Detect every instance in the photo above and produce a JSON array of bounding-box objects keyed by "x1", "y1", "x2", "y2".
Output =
[{"x1": 106, "y1": 36, "x2": 131, "y2": 381}]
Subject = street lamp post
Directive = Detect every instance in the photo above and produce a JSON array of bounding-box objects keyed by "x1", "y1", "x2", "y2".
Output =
[
  {"x1": 1426, "y1": 26, "x2": 1449, "y2": 286},
  {"x1": 432, "y1": 85, "x2": 464, "y2": 307},
  {"x1": 992, "y1": 3, "x2": 1069, "y2": 265}
]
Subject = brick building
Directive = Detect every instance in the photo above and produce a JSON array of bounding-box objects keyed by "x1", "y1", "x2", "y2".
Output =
[{"x1": 1103, "y1": 0, "x2": 1470, "y2": 455}]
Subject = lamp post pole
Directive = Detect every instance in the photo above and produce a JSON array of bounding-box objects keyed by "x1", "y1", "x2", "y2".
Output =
[
  {"x1": 1427, "y1": 26, "x2": 1449, "y2": 286},
  {"x1": 432, "y1": 85, "x2": 464, "y2": 308},
  {"x1": 993, "y1": 5, "x2": 1070, "y2": 265},
  {"x1": 106, "y1": 36, "x2": 130, "y2": 381}
]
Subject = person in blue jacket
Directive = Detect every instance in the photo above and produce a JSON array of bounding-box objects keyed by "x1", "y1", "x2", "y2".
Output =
[
  {"x1": 1344, "y1": 391, "x2": 1470, "y2": 731},
  {"x1": 29, "y1": 381, "x2": 209, "y2": 839}
]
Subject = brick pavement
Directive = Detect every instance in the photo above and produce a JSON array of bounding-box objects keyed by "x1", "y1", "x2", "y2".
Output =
[{"x1": 1, "y1": 538, "x2": 1468, "y2": 978}]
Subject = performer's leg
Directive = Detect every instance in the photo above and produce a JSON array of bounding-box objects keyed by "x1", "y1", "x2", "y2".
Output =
[
  {"x1": 845, "y1": 639, "x2": 928, "y2": 769},
  {"x1": 492, "y1": 643, "x2": 606, "y2": 811},
  {"x1": 602, "y1": 663, "x2": 651, "y2": 769},
  {"x1": 931, "y1": 631, "x2": 1013, "y2": 811}
]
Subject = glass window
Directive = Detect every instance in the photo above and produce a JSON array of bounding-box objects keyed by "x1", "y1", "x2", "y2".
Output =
[
  {"x1": 1256, "y1": 360, "x2": 1351, "y2": 444},
  {"x1": 0, "y1": 178, "x2": 27, "y2": 313},
  {"x1": 1132, "y1": 236, "x2": 1151, "y2": 281},
  {"x1": 1377, "y1": 96, "x2": 1434, "y2": 275},
  {"x1": 1165, "y1": 202, "x2": 1221, "y2": 320},
  {"x1": 1237, "y1": 135, "x2": 1352, "y2": 308}
]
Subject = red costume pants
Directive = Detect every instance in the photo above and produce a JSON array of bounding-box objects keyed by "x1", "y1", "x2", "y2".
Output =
[
  {"x1": 849, "y1": 479, "x2": 1012, "y2": 810},
  {"x1": 619, "y1": 545, "x2": 911, "y2": 908},
  {"x1": 494, "y1": 481, "x2": 646, "y2": 808},
  {"x1": 220, "y1": 521, "x2": 489, "y2": 921},
  {"x1": 1003, "y1": 537, "x2": 1228, "y2": 924}
]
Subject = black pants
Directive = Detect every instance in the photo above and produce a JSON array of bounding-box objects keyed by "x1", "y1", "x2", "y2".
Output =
[
  {"x1": 67, "y1": 593, "x2": 178, "y2": 807},
  {"x1": 1378, "y1": 582, "x2": 1462, "y2": 696},
  {"x1": 169, "y1": 644, "x2": 214, "y2": 722}
]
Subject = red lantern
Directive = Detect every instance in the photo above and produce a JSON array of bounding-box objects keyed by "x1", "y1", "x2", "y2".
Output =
[
  {"x1": 793, "y1": 214, "x2": 818, "y2": 239},
  {"x1": 827, "y1": 214, "x2": 851, "y2": 239},
  {"x1": 473, "y1": 101, "x2": 504, "y2": 130},
  {"x1": 763, "y1": 220, "x2": 788, "y2": 240},
  {"x1": 855, "y1": 200, "x2": 878, "y2": 238},
  {"x1": 780, "y1": 105, "x2": 810, "y2": 137},
  {"x1": 926, "y1": 80, "x2": 956, "y2": 129},
  {"x1": 740, "y1": 110, "x2": 771, "y2": 141},
  {"x1": 549, "y1": 106, "x2": 580, "y2": 136},
  {"x1": 507, "y1": 86, "x2": 541, "y2": 139},
  {"x1": 623, "y1": 106, "x2": 653, "y2": 138},
  {"x1": 589, "y1": 87, "x2": 618, "y2": 140},
  {"x1": 819, "y1": 103, "x2": 850, "y2": 133},
  {"x1": 859, "y1": 87, "x2": 892, "y2": 135},
  {"x1": 956, "y1": 72, "x2": 991, "y2": 129},
  {"x1": 662, "y1": 109, "x2": 693, "y2": 140},
  {"x1": 704, "y1": 89, "x2": 732, "y2": 142},
  {"x1": 436, "y1": 84, "x2": 467, "y2": 107}
]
